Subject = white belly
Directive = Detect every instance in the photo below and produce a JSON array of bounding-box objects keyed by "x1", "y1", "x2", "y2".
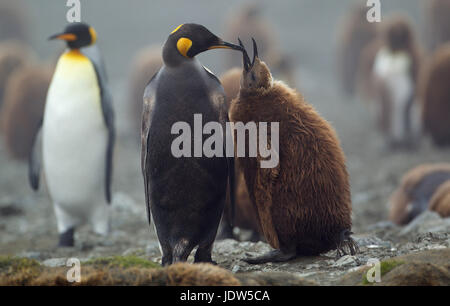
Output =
[{"x1": 43, "y1": 52, "x2": 107, "y2": 210}]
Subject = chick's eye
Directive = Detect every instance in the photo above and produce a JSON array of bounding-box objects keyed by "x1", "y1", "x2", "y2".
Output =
[{"x1": 251, "y1": 73, "x2": 256, "y2": 81}]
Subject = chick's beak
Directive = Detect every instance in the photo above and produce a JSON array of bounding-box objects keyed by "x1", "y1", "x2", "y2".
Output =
[
  {"x1": 48, "y1": 32, "x2": 77, "y2": 41},
  {"x1": 238, "y1": 38, "x2": 252, "y2": 72}
]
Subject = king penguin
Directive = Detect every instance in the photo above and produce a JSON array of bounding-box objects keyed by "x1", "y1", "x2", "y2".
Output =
[
  {"x1": 141, "y1": 24, "x2": 242, "y2": 265},
  {"x1": 28, "y1": 22, "x2": 115, "y2": 247}
]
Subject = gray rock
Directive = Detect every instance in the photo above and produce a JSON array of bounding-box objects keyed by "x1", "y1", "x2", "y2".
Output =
[
  {"x1": 400, "y1": 211, "x2": 450, "y2": 236},
  {"x1": 333, "y1": 255, "x2": 358, "y2": 267},
  {"x1": 42, "y1": 258, "x2": 67, "y2": 267}
]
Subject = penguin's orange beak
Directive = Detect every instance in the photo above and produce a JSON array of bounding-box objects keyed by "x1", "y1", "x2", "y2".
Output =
[{"x1": 49, "y1": 33, "x2": 77, "y2": 41}]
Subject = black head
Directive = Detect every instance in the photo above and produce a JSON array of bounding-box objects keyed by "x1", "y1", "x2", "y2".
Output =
[
  {"x1": 49, "y1": 22, "x2": 97, "y2": 49},
  {"x1": 163, "y1": 23, "x2": 243, "y2": 63}
]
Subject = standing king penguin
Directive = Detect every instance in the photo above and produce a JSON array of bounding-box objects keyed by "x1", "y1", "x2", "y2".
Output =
[
  {"x1": 142, "y1": 24, "x2": 242, "y2": 265},
  {"x1": 29, "y1": 23, "x2": 115, "y2": 247}
]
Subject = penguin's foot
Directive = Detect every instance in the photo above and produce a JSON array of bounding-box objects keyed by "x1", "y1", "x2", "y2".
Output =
[
  {"x1": 194, "y1": 244, "x2": 215, "y2": 264},
  {"x1": 58, "y1": 227, "x2": 75, "y2": 247},
  {"x1": 335, "y1": 229, "x2": 359, "y2": 260},
  {"x1": 243, "y1": 249, "x2": 297, "y2": 264}
]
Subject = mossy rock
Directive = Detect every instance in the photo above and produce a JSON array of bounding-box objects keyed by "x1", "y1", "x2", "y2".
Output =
[
  {"x1": 362, "y1": 260, "x2": 405, "y2": 285},
  {"x1": 338, "y1": 248, "x2": 450, "y2": 286},
  {"x1": 84, "y1": 256, "x2": 161, "y2": 269},
  {"x1": 0, "y1": 256, "x2": 42, "y2": 285}
]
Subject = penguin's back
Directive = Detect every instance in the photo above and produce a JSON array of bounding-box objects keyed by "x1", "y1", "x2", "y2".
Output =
[{"x1": 43, "y1": 50, "x2": 107, "y2": 206}]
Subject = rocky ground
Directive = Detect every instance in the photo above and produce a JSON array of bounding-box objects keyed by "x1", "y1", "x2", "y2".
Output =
[{"x1": 1, "y1": 0, "x2": 449, "y2": 285}]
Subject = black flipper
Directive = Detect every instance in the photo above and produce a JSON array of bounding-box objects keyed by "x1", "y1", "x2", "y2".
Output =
[{"x1": 28, "y1": 120, "x2": 43, "y2": 191}]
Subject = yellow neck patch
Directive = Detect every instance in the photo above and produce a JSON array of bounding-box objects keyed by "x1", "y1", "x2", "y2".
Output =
[
  {"x1": 62, "y1": 49, "x2": 89, "y2": 62},
  {"x1": 171, "y1": 24, "x2": 184, "y2": 34},
  {"x1": 177, "y1": 37, "x2": 192, "y2": 58},
  {"x1": 89, "y1": 27, "x2": 97, "y2": 45}
]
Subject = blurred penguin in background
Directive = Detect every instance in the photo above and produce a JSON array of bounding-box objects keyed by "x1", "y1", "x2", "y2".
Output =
[
  {"x1": 371, "y1": 15, "x2": 422, "y2": 150},
  {"x1": 223, "y1": 2, "x2": 296, "y2": 86},
  {"x1": 29, "y1": 23, "x2": 115, "y2": 247},
  {"x1": 336, "y1": 1, "x2": 378, "y2": 96},
  {"x1": 127, "y1": 45, "x2": 162, "y2": 142},
  {"x1": 0, "y1": 41, "x2": 35, "y2": 108},
  {"x1": 420, "y1": 43, "x2": 450, "y2": 147},
  {"x1": 0, "y1": 0, "x2": 29, "y2": 43},
  {"x1": 0, "y1": 64, "x2": 52, "y2": 160},
  {"x1": 423, "y1": 0, "x2": 450, "y2": 52},
  {"x1": 389, "y1": 163, "x2": 450, "y2": 225}
]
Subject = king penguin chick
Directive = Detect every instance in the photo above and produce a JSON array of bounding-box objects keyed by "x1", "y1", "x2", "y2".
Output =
[
  {"x1": 389, "y1": 163, "x2": 450, "y2": 225},
  {"x1": 28, "y1": 23, "x2": 115, "y2": 247},
  {"x1": 0, "y1": 64, "x2": 52, "y2": 160},
  {"x1": 420, "y1": 43, "x2": 450, "y2": 147},
  {"x1": 0, "y1": 40, "x2": 34, "y2": 107},
  {"x1": 142, "y1": 23, "x2": 242, "y2": 266},
  {"x1": 229, "y1": 40, "x2": 358, "y2": 264}
]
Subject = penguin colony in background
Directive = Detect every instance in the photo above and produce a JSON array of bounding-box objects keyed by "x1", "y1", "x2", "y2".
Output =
[
  {"x1": 0, "y1": 64, "x2": 52, "y2": 160},
  {"x1": 424, "y1": 0, "x2": 450, "y2": 51},
  {"x1": 229, "y1": 40, "x2": 357, "y2": 263},
  {"x1": 0, "y1": 0, "x2": 29, "y2": 43},
  {"x1": 336, "y1": 2, "x2": 378, "y2": 96},
  {"x1": 223, "y1": 2, "x2": 296, "y2": 87},
  {"x1": 371, "y1": 15, "x2": 422, "y2": 149},
  {"x1": 28, "y1": 23, "x2": 115, "y2": 247},
  {"x1": 389, "y1": 163, "x2": 450, "y2": 225},
  {"x1": 141, "y1": 24, "x2": 241, "y2": 265},
  {"x1": 420, "y1": 43, "x2": 450, "y2": 147}
]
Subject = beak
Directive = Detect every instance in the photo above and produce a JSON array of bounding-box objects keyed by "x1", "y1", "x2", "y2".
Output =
[
  {"x1": 48, "y1": 32, "x2": 77, "y2": 41},
  {"x1": 238, "y1": 38, "x2": 252, "y2": 72},
  {"x1": 208, "y1": 40, "x2": 244, "y2": 51},
  {"x1": 251, "y1": 37, "x2": 259, "y2": 64}
]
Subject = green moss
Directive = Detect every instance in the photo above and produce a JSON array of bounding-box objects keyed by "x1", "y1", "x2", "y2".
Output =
[
  {"x1": 362, "y1": 260, "x2": 405, "y2": 285},
  {"x1": 85, "y1": 256, "x2": 161, "y2": 269},
  {"x1": 0, "y1": 256, "x2": 40, "y2": 274}
]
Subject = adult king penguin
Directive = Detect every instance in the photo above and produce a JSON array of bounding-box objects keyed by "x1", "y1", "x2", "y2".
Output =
[
  {"x1": 142, "y1": 24, "x2": 242, "y2": 265},
  {"x1": 29, "y1": 23, "x2": 115, "y2": 247}
]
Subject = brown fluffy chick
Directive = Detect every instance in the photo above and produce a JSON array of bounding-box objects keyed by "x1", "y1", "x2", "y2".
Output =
[
  {"x1": 389, "y1": 163, "x2": 450, "y2": 225},
  {"x1": 423, "y1": 0, "x2": 450, "y2": 51},
  {"x1": 229, "y1": 40, "x2": 357, "y2": 263},
  {"x1": 336, "y1": 2, "x2": 378, "y2": 96},
  {"x1": 127, "y1": 45, "x2": 162, "y2": 141},
  {"x1": 420, "y1": 43, "x2": 450, "y2": 147},
  {"x1": 0, "y1": 64, "x2": 52, "y2": 160},
  {"x1": 0, "y1": 40, "x2": 34, "y2": 107}
]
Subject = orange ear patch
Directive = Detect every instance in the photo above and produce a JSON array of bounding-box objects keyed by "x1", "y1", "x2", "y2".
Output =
[{"x1": 177, "y1": 37, "x2": 192, "y2": 58}]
